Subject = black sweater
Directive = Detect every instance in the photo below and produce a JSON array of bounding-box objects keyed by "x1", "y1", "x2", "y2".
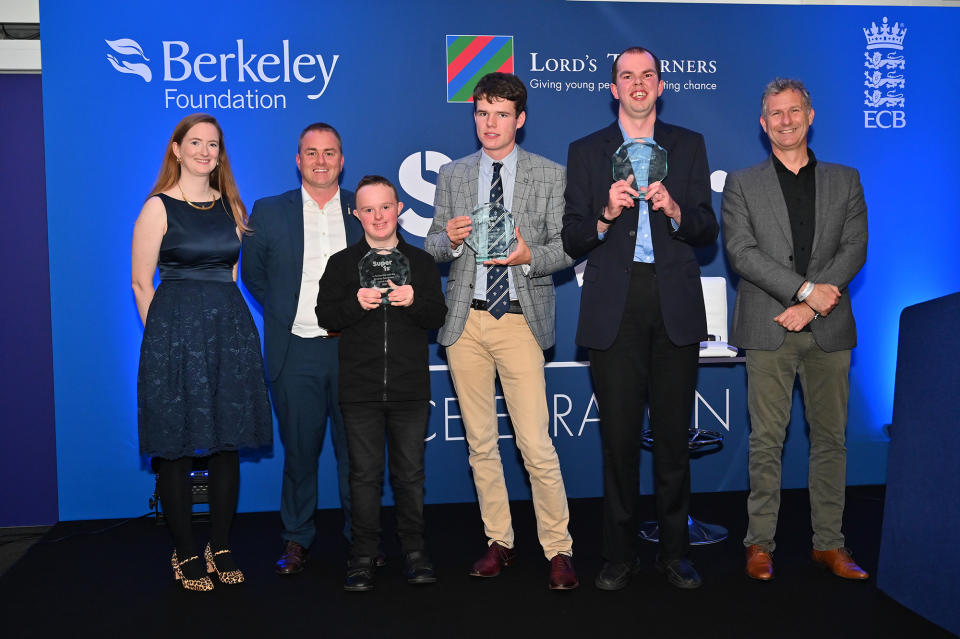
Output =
[{"x1": 315, "y1": 234, "x2": 447, "y2": 403}]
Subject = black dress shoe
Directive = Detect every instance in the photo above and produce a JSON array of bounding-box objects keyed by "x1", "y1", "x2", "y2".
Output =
[
  {"x1": 595, "y1": 559, "x2": 640, "y2": 591},
  {"x1": 404, "y1": 550, "x2": 437, "y2": 585},
  {"x1": 275, "y1": 540, "x2": 307, "y2": 576},
  {"x1": 344, "y1": 556, "x2": 376, "y2": 592},
  {"x1": 655, "y1": 556, "x2": 702, "y2": 589}
]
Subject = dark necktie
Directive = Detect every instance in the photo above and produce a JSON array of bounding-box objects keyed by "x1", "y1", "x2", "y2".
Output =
[{"x1": 485, "y1": 162, "x2": 510, "y2": 319}]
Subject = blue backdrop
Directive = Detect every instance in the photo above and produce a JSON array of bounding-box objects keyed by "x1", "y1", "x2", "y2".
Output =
[{"x1": 40, "y1": 0, "x2": 960, "y2": 520}]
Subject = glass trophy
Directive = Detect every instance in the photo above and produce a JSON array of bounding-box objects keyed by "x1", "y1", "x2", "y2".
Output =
[
  {"x1": 612, "y1": 138, "x2": 668, "y2": 199},
  {"x1": 358, "y1": 247, "x2": 410, "y2": 305},
  {"x1": 464, "y1": 201, "x2": 515, "y2": 264}
]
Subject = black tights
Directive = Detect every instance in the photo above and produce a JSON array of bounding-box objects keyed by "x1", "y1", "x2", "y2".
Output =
[{"x1": 155, "y1": 451, "x2": 239, "y2": 569}]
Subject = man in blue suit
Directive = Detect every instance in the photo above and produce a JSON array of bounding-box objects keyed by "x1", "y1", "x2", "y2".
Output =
[
  {"x1": 241, "y1": 123, "x2": 363, "y2": 574},
  {"x1": 562, "y1": 47, "x2": 718, "y2": 591}
]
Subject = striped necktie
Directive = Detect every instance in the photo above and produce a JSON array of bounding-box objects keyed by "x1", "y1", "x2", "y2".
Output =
[{"x1": 485, "y1": 162, "x2": 510, "y2": 319}]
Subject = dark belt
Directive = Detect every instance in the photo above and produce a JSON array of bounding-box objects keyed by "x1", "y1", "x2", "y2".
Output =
[
  {"x1": 470, "y1": 299, "x2": 523, "y2": 314},
  {"x1": 320, "y1": 331, "x2": 340, "y2": 338}
]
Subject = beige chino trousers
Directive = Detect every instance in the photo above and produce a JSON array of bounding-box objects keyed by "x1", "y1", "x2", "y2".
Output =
[{"x1": 447, "y1": 309, "x2": 573, "y2": 560}]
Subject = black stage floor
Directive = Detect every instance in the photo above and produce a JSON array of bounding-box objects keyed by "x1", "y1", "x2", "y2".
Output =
[{"x1": 0, "y1": 486, "x2": 953, "y2": 639}]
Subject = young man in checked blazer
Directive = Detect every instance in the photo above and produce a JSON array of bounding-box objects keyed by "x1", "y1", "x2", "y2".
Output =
[{"x1": 424, "y1": 72, "x2": 577, "y2": 590}]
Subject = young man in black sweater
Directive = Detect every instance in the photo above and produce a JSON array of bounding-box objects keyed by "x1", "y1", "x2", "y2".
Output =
[{"x1": 316, "y1": 175, "x2": 447, "y2": 591}]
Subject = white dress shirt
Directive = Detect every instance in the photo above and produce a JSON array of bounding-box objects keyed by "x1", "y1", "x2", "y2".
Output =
[{"x1": 292, "y1": 187, "x2": 348, "y2": 337}]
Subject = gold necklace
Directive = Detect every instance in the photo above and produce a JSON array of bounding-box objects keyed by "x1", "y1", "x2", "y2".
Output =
[{"x1": 177, "y1": 181, "x2": 216, "y2": 211}]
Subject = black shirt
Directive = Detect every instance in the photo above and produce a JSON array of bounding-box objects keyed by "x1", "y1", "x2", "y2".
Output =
[{"x1": 773, "y1": 150, "x2": 817, "y2": 278}]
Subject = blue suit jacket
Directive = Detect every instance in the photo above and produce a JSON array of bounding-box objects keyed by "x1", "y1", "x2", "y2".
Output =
[
  {"x1": 241, "y1": 187, "x2": 361, "y2": 382},
  {"x1": 562, "y1": 120, "x2": 719, "y2": 350}
]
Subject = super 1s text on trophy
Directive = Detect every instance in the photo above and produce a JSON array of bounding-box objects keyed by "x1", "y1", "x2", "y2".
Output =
[{"x1": 358, "y1": 247, "x2": 411, "y2": 305}]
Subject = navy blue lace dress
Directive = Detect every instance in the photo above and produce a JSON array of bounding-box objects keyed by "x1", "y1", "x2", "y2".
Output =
[{"x1": 138, "y1": 194, "x2": 272, "y2": 459}]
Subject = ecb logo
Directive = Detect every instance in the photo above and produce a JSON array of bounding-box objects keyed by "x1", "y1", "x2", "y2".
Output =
[
  {"x1": 106, "y1": 38, "x2": 152, "y2": 82},
  {"x1": 862, "y1": 17, "x2": 906, "y2": 129}
]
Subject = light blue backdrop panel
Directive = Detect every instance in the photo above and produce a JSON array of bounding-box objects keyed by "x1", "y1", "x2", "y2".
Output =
[{"x1": 41, "y1": 0, "x2": 960, "y2": 519}]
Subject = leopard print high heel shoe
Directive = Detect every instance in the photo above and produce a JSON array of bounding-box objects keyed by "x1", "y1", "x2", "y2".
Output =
[
  {"x1": 171, "y1": 550, "x2": 214, "y2": 591},
  {"x1": 204, "y1": 542, "x2": 244, "y2": 584}
]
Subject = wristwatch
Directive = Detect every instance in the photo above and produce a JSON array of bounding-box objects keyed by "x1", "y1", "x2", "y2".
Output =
[{"x1": 598, "y1": 208, "x2": 617, "y2": 225}]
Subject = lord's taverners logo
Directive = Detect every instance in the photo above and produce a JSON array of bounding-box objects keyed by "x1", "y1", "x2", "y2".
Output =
[
  {"x1": 106, "y1": 38, "x2": 152, "y2": 82},
  {"x1": 446, "y1": 35, "x2": 514, "y2": 103},
  {"x1": 862, "y1": 17, "x2": 906, "y2": 129}
]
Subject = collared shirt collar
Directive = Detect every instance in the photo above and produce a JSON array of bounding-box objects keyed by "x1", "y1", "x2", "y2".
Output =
[
  {"x1": 479, "y1": 145, "x2": 519, "y2": 178},
  {"x1": 617, "y1": 120, "x2": 655, "y2": 144},
  {"x1": 772, "y1": 149, "x2": 818, "y2": 176},
  {"x1": 301, "y1": 185, "x2": 341, "y2": 211}
]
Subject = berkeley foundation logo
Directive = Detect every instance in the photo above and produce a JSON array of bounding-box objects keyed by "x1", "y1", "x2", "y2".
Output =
[
  {"x1": 106, "y1": 38, "x2": 152, "y2": 82},
  {"x1": 863, "y1": 17, "x2": 906, "y2": 129},
  {"x1": 103, "y1": 36, "x2": 340, "y2": 111}
]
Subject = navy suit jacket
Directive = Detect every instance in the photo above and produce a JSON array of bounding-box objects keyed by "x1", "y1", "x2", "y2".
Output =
[
  {"x1": 562, "y1": 120, "x2": 719, "y2": 350},
  {"x1": 241, "y1": 187, "x2": 361, "y2": 382}
]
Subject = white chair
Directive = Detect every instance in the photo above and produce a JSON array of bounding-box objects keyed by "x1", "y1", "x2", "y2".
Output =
[{"x1": 699, "y1": 276, "x2": 738, "y2": 357}]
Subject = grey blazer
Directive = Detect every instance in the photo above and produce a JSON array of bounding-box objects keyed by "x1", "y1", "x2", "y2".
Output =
[
  {"x1": 424, "y1": 147, "x2": 572, "y2": 350},
  {"x1": 722, "y1": 157, "x2": 868, "y2": 352}
]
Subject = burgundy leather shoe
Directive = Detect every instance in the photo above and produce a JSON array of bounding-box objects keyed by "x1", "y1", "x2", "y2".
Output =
[
  {"x1": 469, "y1": 542, "x2": 515, "y2": 577},
  {"x1": 275, "y1": 540, "x2": 307, "y2": 575},
  {"x1": 548, "y1": 554, "x2": 579, "y2": 590},
  {"x1": 745, "y1": 544, "x2": 774, "y2": 581},
  {"x1": 812, "y1": 548, "x2": 869, "y2": 580}
]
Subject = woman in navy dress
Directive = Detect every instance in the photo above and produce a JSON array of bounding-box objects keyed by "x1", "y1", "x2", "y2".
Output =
[{"x1": 132, "y1": 113, "x2": 272, "y2": 591}]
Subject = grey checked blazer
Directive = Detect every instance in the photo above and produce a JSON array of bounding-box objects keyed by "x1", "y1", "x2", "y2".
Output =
[
  {"x1": 424, "y1": 147, "x2": 573, "y2": 350},
  {"x1": 722, "y1": 157, "x2": 868, "y2": 352}
]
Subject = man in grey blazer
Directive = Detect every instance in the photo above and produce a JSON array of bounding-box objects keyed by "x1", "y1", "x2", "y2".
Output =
[
  {"x1": 424, "y1": 73, "x2": 577, "y2": 590},
  {"x1": 722, "y1": 78, "x2": 869, "y2": 582}
]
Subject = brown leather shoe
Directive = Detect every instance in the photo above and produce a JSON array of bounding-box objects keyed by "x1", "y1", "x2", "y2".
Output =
[
  {"x1": 745, "y1": 544, "x2": 774, "y2": 581},
  {"x1": 275, "y1": 540, "x2": 308, "y2": 575},
  {"x1": 548, "y1": 554, "x2": 579, "y2": 590},
  {"x1": 469, "y1": 542, "x2": 515, "y2": 577},
  {"x1": 811, "y1": 548, "x2": 869, "y2": 580}
]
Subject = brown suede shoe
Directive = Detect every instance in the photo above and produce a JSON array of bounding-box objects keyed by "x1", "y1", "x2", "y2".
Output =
[
  {"x1": 745, "y1": 544, "x2": 774, "y2": 581},
  {"x1": 275, "y1": 540, "x2": 307, "y2": 575},
  {"x1": 811, "y1": 548, "x2": 869, "y2": 580},
  {"x1": 469, "y1": 542, "x2": 515, "y2": 577},
  {"x1": 548, "y1": 554, "x2": 579, "y2": 590}
]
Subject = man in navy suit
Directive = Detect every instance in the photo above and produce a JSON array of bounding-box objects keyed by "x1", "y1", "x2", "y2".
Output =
[
  {"x1": 562, "y1": 47, "x2": 718, "y2": 590},
  {"x1": 241, "y1": 123, "x2": 363, "y2": 574}
]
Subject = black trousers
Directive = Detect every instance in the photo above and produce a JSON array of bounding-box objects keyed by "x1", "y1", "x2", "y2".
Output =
[
  {"x1": 589, "y1": 262, "x2": 699, "y2": 562},
  {"x1": 341, "y1": 400, "x2": 429, "y2": 557}
]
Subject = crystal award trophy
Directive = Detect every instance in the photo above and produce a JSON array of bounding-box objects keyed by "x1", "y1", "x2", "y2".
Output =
[
  {"x1": 464, "y1": 202, "x2": 515, "y2": 264},
  {"x1": 612, "y1": 138, "x2": 668, "y2": 198},
  {"x1": 358, "y1": 247, "x2": 411, "y2": 305}
]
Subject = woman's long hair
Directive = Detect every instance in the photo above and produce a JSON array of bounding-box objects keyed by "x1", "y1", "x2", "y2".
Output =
[{"x1": 148, "y1": 113, "x2": 249, "y2": 232}]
